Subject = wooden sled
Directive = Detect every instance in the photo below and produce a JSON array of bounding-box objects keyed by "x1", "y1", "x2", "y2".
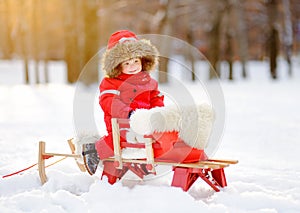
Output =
[
  {"x1": 38, "y1": 118, "x2": 238, "y2": 192},
  {"x1": 99, "y1": 118, "x2": 238, "y2": 192}
]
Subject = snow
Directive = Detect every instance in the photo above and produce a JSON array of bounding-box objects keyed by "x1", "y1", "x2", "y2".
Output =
[{"x1": 1, "y1": 58, "x2": 300, "y2": 212}]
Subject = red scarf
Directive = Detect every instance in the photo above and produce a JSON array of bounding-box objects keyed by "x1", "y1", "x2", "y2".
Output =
[{"x1": 116, "y1": 72, "x2": 151, "y2": 85}]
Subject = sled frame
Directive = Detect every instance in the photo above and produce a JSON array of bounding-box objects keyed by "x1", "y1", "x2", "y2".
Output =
[
  {"x1": 102, "y1": 118, "x2": 238, "y2": 192},
  {"x1": 38, "y1": 139, "x2": 85, "y2": 184}
]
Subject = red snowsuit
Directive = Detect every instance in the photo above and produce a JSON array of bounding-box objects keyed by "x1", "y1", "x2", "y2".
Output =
[{"x1": 95, "y1": 71, "x2": 164, "y2": 159}]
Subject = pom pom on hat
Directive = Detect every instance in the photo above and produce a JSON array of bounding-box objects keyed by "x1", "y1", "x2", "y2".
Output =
[{"x1": 102, "y1": 30, "x2": 159, "y2": 78}]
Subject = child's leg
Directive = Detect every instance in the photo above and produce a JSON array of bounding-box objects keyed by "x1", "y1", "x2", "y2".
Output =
[{"x1": 95, "y1": 134, "x2": 114, "y2": 160}]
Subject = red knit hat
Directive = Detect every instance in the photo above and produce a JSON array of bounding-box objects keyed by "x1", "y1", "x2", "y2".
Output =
[
  {"x1": 107, "y1": 30, "x2": 138, "y2": 49},
  {"x1": 102, "y1": 30, "x2": 159, "y2": 78}
]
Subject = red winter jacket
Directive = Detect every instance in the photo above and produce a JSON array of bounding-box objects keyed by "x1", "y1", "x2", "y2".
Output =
[
  {"x1": 96, "y1": 72, "x2": 203, "y2": 163},
  {"x1": 99, "y1": 71, "x2": 164, "y2": 133}
]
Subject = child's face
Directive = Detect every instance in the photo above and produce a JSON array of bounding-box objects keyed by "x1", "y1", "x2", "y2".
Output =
[{"x1": 121, "y1": 58, "x2": 142, "y2": 75}]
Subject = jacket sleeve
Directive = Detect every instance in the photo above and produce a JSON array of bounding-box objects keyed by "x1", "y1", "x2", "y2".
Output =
[
  {"x1": 150, "y1": 80, "x2": 164, "y2": 108},
  {"x1": 99, "y1": 78, "x2": 131, "y2": 118}
]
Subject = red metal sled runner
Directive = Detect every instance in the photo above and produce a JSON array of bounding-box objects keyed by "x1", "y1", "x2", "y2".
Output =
[{"x1": 38, "y1": 118, "x2": 238, "y2": 192}]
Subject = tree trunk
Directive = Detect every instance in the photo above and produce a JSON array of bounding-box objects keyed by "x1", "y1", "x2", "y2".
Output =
[
  {"x1": 34, "y1": 61, "x2": 40, "y2": 84},
  {"x1": 158, "y1": 57, "x2": 169, "y2": 83},
  {"x1": 187, "y1": 26, "x2": 196, "y2": 81},
  {"x1": 20, "y1": 1, "x2": 29, "y2": 84},
  {"x1": 80, "y1": 0, "x2": 99, "y2": 85},
  {"x1": 32, "y1": 0, "x2": 40, "y2": 84},
  {"x1": 64, "y1": 0, "x2": 81, "y2": 83},
  {"x1": 1, "y1": 0, "x2": 13, "y2": 59},
  {"x1": 267, "y1": 0, "x2": 279, "y2": 79},
  {"x1": 224, "y1": 1, "x2": 234, "y2": 81},
  {"x1": 270, "y1": 28, "x2": 279, "y2": 79},
  {"x1": 41, "y1": 0, "x2": 49, "y2": 83},
  {"x1": 209, "y1": 13, "x2": 222, "y2": 79},
  {"x1": 23, "y1": 57, "x2": 29, "y2": 84},
  {"x1": 208, "y1": 1, "x2": 227, "y2": 79},
  {"x1": 235, "y1": 0, "x2": 248, "y2": 78},
  {"x1": 282, "y1": 0, "x2": 293, "y2": 77},
  {"x1": 44, "y1": 60, "x2": 49, "y2": 83},
  {"x1": 226, "y1": 32, "x2": 234, "y2": 80},
  {"x1": 152, "y1": 0, "x2": 171, "y2": 83}
]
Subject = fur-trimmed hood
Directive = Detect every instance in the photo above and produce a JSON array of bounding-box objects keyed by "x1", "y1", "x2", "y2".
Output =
[{"x1": 102, "y1": 30, "x2": 159, "y2": 78}]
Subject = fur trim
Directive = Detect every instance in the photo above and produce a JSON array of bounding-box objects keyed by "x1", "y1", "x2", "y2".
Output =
[
  {"x1": 129, "y1": 104, "x2": 214, "y2": 149},
  {"x1": 102, "y1": 39, "x2": 159, "y2": 78}
]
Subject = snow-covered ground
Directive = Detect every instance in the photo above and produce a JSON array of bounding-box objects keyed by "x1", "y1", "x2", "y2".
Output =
[{"x1": 0, "y1": 58, "x2": 300, "y2": 212}]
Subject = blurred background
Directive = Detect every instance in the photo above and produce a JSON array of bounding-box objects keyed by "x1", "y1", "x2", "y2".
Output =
[{"x1": 0, "y1": 0, "x2": 299, "y2": 84}]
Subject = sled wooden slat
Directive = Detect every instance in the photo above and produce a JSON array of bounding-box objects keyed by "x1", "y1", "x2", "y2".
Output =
[
  {"x1": 208, "y1": 159, "x2": 239, "y2": 164},
  {"x1": 102, "y1": 158, "x2": 230, "y2": 170},
  {"x1": 112, "y1": 118, "x2": 123, "y2": 169},
  {"x1": 38, "y1": 141, "x2": 47, "y2": 184},
  {"x1": 67, "y1": 139, "x2": 86, "y2": 172},
  {"x1": 144, "y1": 137, "x2": 155, "y2": 173},
  {"x1": 42, "y1": 152, "x2": 81, "y2": 158}
]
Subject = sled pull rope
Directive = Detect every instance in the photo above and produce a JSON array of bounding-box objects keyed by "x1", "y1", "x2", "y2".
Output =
[
  {"x1": 3, "y1": 141, "x2": 82, "y2": 181},
  {"x1": 2, "y1": 163, "x2": 38, "y2": 178},
  {"x1": 1, "y1": 157, "x2": 67, "y2": 179},
  {"x1": 1, "y1": 144, "x2": 57, "y2": 179},
  {"x1": 1, "y1": 153, "x2": 68, "y2": 179}
]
